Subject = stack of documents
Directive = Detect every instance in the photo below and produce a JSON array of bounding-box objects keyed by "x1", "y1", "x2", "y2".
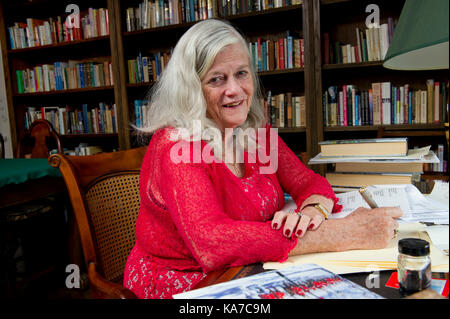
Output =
[
  {"x1": 309, "y1": 146, "x2": 439, "y2": 190},
  {"x1": 333, "y1": 184, "x2": 449, "y2": 225}
]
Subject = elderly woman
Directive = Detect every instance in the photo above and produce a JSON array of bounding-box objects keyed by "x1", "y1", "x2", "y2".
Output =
[{"x1": 124, "y1": 19, "x2": 401, "y2": 299}]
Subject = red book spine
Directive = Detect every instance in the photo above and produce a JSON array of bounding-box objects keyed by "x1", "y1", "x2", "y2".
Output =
[{"x1": 279, "y1": 39, "x2": 285, "y2": 70}]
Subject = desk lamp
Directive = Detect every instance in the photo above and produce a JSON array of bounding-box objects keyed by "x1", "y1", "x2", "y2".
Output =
[{"x1": 383, "y1": 0, "x2": 449, "y2": 70}]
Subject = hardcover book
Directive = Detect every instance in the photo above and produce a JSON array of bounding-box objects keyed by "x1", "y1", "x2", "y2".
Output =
[{"x1": 318, "y1": 138, "x2": 408, "y2": 157}]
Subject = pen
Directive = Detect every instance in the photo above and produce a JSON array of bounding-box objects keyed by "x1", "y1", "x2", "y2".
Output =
[
  {"x1": 359, "y1": 187, "x2": 379, "y2": 209},
  {"x1": 419, "y1": 222, "x2": 449, "y2": 226}
]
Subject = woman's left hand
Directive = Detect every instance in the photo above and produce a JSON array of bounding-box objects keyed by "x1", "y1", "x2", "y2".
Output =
[{"x1": 271, "y1": 206, "x2": 325, "y2": 239}]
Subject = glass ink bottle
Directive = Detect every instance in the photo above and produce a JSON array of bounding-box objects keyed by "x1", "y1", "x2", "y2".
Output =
[{"x1": 397, "y1": 238, "x2": 432, "y2": 296}]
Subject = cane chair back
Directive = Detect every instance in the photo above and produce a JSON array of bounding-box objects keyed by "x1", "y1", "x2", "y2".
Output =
[{"x1": 49, "y1": 146, "x2": 147, "y2": 298}]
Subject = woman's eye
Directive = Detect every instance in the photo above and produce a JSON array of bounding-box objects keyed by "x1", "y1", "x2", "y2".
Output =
[
  {"x1": 208, "y1": 76, "x2": 224, "y2": 85},
  {"x1": 237, "y1": 70, "x2": 249, "y2": 78}
]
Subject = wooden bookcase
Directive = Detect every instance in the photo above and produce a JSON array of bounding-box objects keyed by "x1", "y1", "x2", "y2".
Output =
[
  {"x1": 313, "y1": 0, "x2": 449, "y2": 178},
  {"x1": 114, "y1": 0, "x2": 314, "y2": 158},
  {"x1": 1, "y1": 0, "x2": 448, "y2": 179},
  {"x1": 0, "y1": 0, "x2": 121, "y2": 155}
]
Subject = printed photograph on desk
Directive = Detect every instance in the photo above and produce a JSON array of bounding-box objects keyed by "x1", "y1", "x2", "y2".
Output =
[{"x1": 173, "y1": 264, "x2": 383, "y2": 299}]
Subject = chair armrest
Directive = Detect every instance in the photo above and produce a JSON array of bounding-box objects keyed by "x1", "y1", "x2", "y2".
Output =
[{"x1": 88, "y1": 262, "x2": 137, "y2": 299}]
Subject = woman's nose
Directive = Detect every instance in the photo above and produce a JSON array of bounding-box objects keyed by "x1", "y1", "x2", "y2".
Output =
[{"x1": 224, "y1": 77, "x2": 240, "y2": 96}]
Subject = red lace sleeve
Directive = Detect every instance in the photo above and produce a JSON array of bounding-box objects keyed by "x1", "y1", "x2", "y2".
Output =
[
  {"x1": 157, "y1": 140, "x2": 297, "y2": 273},
  {"x1": 269, "y1": 125, "x2": 342, "y2": 213}
]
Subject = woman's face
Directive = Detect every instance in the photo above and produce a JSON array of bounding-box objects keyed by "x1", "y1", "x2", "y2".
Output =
[{"x1": 201, "y1": 43, "x2": 254, "y2": 133}]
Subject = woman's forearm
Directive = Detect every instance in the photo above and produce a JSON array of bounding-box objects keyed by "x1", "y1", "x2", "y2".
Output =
[
  {"x1": 287, "y1": 207, "x2": 401, "y2": 256},
  {"x1": 288, "y1": 219, "x2": 353, "y2": 256}
]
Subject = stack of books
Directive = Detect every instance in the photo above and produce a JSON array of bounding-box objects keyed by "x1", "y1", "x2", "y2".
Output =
[{"x1": 309, "y1": 138, "x2": 439, "y2": 191}]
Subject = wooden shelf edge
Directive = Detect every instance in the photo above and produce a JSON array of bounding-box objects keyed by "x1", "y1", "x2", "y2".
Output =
[
  {"x1": 13, "y1": 85, "x2": 115, "y2": 97},
  {"x1": 324, "y1": 124, "x2": 446, "y2": 132},
  {"x1": 7, "y1": 35, "x2": 110, "y2": 54},
  {"x1": 277, "y1": 127, "x2": 306, "y2": 133},
  {"x1": 322, "y1": 61, "x2": 383, "y2": 70},
  {"x1": 61, "y1": 133, "x2": 118, "y2": 138},
  {"x1": 259, "y1": 68, "x2": 304, "y2": 76},
  {"x1": 123, "y1": 5, "x2": 304, "y2": 37},
  {"x1": 221, "y1": 4, "x2": 303, "y2": 20}
]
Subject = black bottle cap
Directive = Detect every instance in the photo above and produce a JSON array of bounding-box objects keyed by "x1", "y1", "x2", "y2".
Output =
[{"x1": 398, "y1": 238, "x2": 430, "y2": 257}]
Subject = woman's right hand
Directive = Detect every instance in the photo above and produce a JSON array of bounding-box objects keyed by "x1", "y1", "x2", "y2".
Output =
[{"x1": 345, "y1": 206, "x2": 402, "y2": 250}]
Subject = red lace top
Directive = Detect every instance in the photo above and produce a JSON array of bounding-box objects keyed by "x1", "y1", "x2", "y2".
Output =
[{"x1": 124, "y1": 125, "x2": 340, "y2": 299}]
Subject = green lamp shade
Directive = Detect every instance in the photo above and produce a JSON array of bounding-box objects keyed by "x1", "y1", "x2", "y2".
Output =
[{"x1": 383, "y1": 0, "x2": 449, "y2": 70}]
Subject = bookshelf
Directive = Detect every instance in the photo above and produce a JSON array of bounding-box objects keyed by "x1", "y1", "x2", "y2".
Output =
[
  {"x1": 115, "y1": 0, "x2": 313, "y2": 159},
  {"x1": 1, "y1": 0, "x2": 447, "y2": 178},
  {"x1": 0, "y1": 0, "x2": 121, "y2": 155},
  {"x1": 314, "y1": 0, "x2": 449, "y2": 179}
]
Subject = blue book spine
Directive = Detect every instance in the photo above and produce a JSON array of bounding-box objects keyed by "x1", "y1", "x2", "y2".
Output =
[
  {"x1": 79, "y1": 64, "x2": 84, "y2": 88},
  {"x1": 408, "y1": 91, "x2": 412, "y2": 124},
  {"x1": 153, "y1": 53, "x2": 160, "y2": 80},
  {"x1": 262, "y1": 41, "x2": 267, "y2": 71},
  {"x1": 82, "y1": 104, "x2": 89, "y2": 133},
  {"x1": 134, "y1": 100, "x2": 141, "y2": 128},
  {"x1": 8, "y1": 27, "x2": 15, "y2": 49},
  {"x1": 355, "y1": 94, "x2": 359, "y2": 126},
  {"x1": 99, "y1": 102, "x2": 105, "y2": 133},
  {"x1": 287, "y1": 36, "x2": 293, "y2": 69},
  {"x1": 189, "y1": 0, "x2": 195, "y2": 22}
]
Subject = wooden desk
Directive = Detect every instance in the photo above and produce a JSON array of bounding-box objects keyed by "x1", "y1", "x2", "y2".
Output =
[{"x1": 195, "y1": 264, "x2": 448, "y2": 299}]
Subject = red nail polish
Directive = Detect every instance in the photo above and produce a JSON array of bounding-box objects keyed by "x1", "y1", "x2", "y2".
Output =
[
  {"x1": 272, "y1": 223, "x2": 278, "y2": 229},
  {"x1": 296, "y1": 230, "x2": 302, "y2": 236},
  {"x1": 285, "y1": 229, "x2": 291, "y2": 237},
  {"x1": 309, "y1": 224, "x2": 315, "y2": 230}
]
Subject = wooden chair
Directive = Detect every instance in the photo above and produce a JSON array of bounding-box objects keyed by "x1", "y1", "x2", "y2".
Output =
[
  {"x1": 48, "y1": 147, "x2": 147, "y2": 299},
  {"x1": 17, "y1": 119, "x2": 63, "y2": 158}
]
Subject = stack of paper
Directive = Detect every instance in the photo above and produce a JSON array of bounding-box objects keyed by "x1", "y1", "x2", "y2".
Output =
[
  {"x1": 332, "y1": 184, "x2": 449, "y2": 225},
  {"x1": 308, "y1": 146, "x2": 439, "y2": 189}
]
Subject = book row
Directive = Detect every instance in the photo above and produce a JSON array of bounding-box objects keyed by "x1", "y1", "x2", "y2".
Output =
[
  {"x1": 219, "y1": 0, "x2": 302, "y2": 17},
  {"x1": 128, "y1": 51, "x2": 171, "y2": 84},
  {"x1": 126, "y1": 0, "x2": 217, "y2": 31},
  {"x1": 264, "y1": 91, "x2": 306, "y2": 128},
  {"x1": 127, "y1": 32, "x2": 303, "y2": 85},
  {"x1": 250, "y1": 34, "x2": 304, "y2": 72},
  {"x1": 322, "y1": 17, "x2": 397, "y2": 64},
  {"x1": 8, "y1": 7, "x2": 110, "y2": 50},
  {"x1": 323, "y1": 80, "x2": 449, "y2": 127},
  {"x1": 134, "y1": 99, "x2": 151, "y2": 128},
  {"x1": 24, "y1": 103, "x2": 118, "y2": 135},
  {"x1": 16, "y1": 60, "x2": 113, "y2": 94}
]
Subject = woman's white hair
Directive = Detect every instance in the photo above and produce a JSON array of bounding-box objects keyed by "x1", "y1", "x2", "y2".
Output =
[{"x1": 137, "y1": 19, "x2": 266, "y2": 154}]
